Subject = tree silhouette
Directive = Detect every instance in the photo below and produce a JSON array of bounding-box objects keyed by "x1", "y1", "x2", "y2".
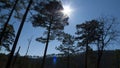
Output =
[
  {"x1": 0, "y1": 0, "x2": 28, "y2": 51},
  {"x1": 56, "y1": 32, "x2": 79, "y2": 68},
  {"x1": 0, "y1": 24, "x2": 15, "y2": 51},
  {"x1": 76, "y1": 17, "x2": 120, "y2": 68},
  {"x1": 0, "y1": 0, "x2": 18, "y2": 43},
  {"x1": 5, "y1": 0, "x2": 33, "y2": 68},
  {"x1": 95, "y1": 17, "x2": 120, "y2": 68},
  {"x1": 75, "y1": 20, "x2": 99, "y2": 68},
  {"x1": 0, "y1": 0, "x2": 19, "y2": 50},
  {"x1": 31, "y1": 1, "x2": 69, "y2": 68}
]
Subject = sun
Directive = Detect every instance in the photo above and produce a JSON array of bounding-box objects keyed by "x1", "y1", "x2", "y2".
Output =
[{"x1": 62, "y1": 5, "x2": 73, "y2": 16}]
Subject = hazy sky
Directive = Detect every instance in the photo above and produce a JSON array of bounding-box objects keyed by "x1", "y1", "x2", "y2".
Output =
[{"x1": 5, "y1": 0, "x2": 120, "y2": 56}]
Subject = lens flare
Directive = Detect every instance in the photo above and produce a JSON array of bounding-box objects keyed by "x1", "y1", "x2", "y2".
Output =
[{"x1": 62, "y1": 5, "x2": 73, "y2": 16}]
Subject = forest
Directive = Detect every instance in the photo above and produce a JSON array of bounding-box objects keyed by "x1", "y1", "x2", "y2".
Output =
[
  {"x1": 0, "y1": 0, "x2": 120, "y2": 68},
  {"x1": 0, "y1": 50, "x2": 120, "y2": 68}
]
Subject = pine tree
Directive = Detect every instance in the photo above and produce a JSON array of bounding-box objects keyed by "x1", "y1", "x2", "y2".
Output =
[
  {"x1": 75, "y1": 20, "x2": 99, "y2": 68},
  {"x1": 31, "y1": 1, "x2": 69, "y2": 68},
  {"x1": 56, "y1": 32, "x2": 79, "y2": 68},
  {"x1": 5, "y1": 0, "x2": 33, "y2": 68}
]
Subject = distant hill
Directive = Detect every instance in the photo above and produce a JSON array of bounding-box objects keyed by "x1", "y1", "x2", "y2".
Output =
[{"x1": 0, "y1": 50, "x2": 120, "y2": 68}]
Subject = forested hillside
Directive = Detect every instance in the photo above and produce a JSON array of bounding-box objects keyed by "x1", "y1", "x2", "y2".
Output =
[{"x1": 0, "y1": 50, "x2": 120, "y2": 68}]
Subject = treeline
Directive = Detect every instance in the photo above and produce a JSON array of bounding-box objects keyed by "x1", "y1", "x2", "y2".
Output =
[{"x1": 0, "y1": 50, "x2": 120, "y2": 68}]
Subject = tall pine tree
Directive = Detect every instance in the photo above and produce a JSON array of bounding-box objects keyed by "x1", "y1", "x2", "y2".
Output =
[{"x1": 31, "y1": 1, "x2": 69, "y2": 68}]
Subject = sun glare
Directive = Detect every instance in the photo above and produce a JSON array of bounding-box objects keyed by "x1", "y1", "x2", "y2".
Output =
[{"x1": 62, "y1": 5, "x2": 73, "y2": 16}]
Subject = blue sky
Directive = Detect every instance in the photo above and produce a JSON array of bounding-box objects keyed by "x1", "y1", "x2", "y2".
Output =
[{"x1": 3, "y1": 0, "x2": 120, "y2": 56}]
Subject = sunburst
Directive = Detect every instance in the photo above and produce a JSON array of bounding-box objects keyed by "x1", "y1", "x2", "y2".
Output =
[{"x1": 62, "y1": 5, "x2": 73, "y2": 16}]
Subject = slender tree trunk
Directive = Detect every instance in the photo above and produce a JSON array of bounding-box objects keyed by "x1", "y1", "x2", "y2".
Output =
[
  {"x1": 0, "y1": 0, "x2": 19, "y2": 44},
  {"x1": 12, "y1": 46, "x2": 21, "y2": 68},
  {"x1": 5, "y1": 0, "x2": 32, "y2": 68},
  {"x1": 40, "y1": 17, "x2": 52, "y2": 68},
  {"x1": 97, "y1": 37, "x2": 104, "y2": 68},
  {"x1": 97, "y1": 51, "x2": 103, "y2": 68},
  {"x1": 67, "y1": 48, "x2": 70, "y2": 68},
  {"x1": 25, "y1": 37, "x2": 33, "y2": 56},
  {"x1": 85, "y1": 43, "x2": 88, "y2": 68},
  {"x1": 116, "y1": 51, "x2": 120, "y2": 68}
]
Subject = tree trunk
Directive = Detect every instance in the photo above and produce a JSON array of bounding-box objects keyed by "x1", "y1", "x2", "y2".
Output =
[
  {"x1": 116, "y1": 51, "x2": 120, "y2": 68},
  {"x1": 0, "y1": 0, "x2": 19, "y2": 45},
  {"x1": 85, "y1": 43, "x2": 88, "y2": 68},
  {"x1": 5, "y1": 0, "x2": 32, "y2": 68},
  {"x1": 25, "y1": 37, "x2": 32, "y2": 56},
  {"x1": 12, "y1": 46, "x2": 20, "y2": 68},
  {"x1": 67, "y1": 48, "x2": 70, "y2": 68},
  {"x1": 97, "y1": 51, "x2": 103, "y2": 68},
  {"x1": 40, "y1": 17, "x2": 52, "y2": 68}
]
